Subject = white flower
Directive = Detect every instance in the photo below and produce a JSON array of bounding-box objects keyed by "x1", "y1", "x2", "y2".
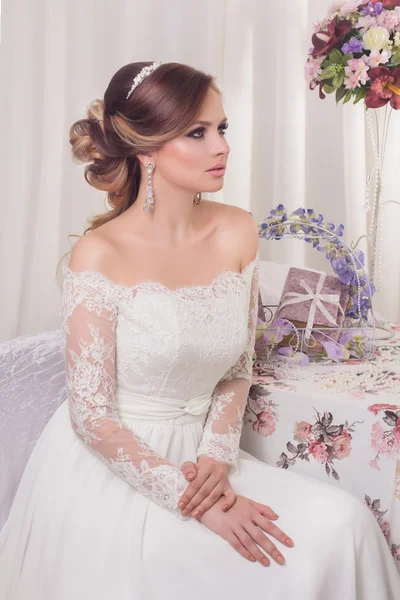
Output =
[{"x1": 363, "y1": 26, "x2": 390, "y2": 52}]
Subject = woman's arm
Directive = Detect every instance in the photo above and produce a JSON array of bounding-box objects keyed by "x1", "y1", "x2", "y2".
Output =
[
  {"x1": 196, "y1": 215, "x2": 260, "y2": 476},
  {"x1": 61, "y1": 240, "x2": 190, "y2": 519}
]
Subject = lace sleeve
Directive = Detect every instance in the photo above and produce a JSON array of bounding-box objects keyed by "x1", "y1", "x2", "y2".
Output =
[
  {"x1": 61, "y1": 269, "x2": 190, "y2": 519},
  {"x1": 196, "y1": 250, "x2": 259, "y2": 476}
]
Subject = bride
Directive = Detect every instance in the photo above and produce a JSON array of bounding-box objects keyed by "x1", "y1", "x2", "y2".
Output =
[{"x1": 0, "y1": 60, "x2": 399, "y2": 600}]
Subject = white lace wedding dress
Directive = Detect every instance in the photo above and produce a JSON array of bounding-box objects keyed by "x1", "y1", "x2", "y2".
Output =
[{"x1": 0, "y1": 249, "x2": 399, "y2": 600}]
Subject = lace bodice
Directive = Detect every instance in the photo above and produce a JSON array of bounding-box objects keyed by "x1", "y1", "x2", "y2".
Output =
[{"x1": 60, "y1": 249, "x2": 259, "y2": 519}]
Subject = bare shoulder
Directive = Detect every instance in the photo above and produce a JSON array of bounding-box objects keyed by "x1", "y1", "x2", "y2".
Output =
[
  {"x1": 68, "y1": 230, "x2": 118, "y2": 274},
  {"x1": 211, "y1": 201, "x2": 259, "y2": 270}
]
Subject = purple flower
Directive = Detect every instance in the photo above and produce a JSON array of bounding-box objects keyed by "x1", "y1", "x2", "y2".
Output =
[
  {"x1": 263, "y1": 318, "x2": 293, "y2": 345},
  {"x1": 338, "y1": 329, "x2": 356, "y2": 347},
  {"x1": 321, "y1": 340, "x2": 350, "y2": 361},
  {"x1": 342, "y1": 37, "x2": 364, "y2": 54},
  {"x1": 363, "y1": 1, "x2": 384, "y2": 16},
  {"x1": 353, "y1": 248, "x2": 365, "y2": 268},
  {"x1": 277, "y1": 347, "x2": 310, "y2": 367},
  {"x1": 335, "y1": 224, "x2": 344, "y2": 237},
  {"x1": 331, "y1": 256, "x2": 356, "y2": 285},
  {"x1": 292, "y1": 207, "x2": 306, "y2": 217}
]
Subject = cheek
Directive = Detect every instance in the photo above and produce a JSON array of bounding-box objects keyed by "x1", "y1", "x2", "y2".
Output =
[{"x1": 167, "y1": 139, "x2": 204, "y2": 169}]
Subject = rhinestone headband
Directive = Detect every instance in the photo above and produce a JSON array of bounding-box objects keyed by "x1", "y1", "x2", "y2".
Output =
[{"x1": 125, "y1": 60, "x2": 169, "y2": 100}]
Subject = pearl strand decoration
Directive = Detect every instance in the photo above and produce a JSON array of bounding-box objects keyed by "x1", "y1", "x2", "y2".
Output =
[
  {"x1": 263, "y1": 318, "x2": 301, "y2": 362},
  {"x1": 317, "y1": 347, "x2": 400, "y2": 394},
  {"x1": 365, "y1": 108, "x2": 386, "y2": 292},
  {"x1": 256, "y1": 341, "x2": 400, "y2": 392},
  {"x1": 258, "y1": 319, "x2": 317, "y2": 382}
]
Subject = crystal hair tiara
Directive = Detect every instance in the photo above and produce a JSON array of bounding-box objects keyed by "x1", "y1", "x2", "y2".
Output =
[{"x1": 126, "y1": 60, "x2": 169, "y2": 100}]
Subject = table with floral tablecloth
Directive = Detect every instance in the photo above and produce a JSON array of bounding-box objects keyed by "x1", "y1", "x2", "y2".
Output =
[{"x1": 240, "y1": 324, "x2": 400, "y2": 570}]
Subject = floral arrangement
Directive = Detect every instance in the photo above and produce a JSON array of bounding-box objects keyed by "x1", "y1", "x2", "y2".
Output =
[
  {"x1": 259, "y1": 204, "x2": 375, "y2": 319},
  {"x1": 276, "y1": 408, "x2": 362, "y2": 481},
  {"x1": 305, "y1": 0, "x2": 400, "y2": 109}
]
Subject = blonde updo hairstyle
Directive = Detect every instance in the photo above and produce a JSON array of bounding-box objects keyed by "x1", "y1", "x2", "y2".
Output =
[{"x1": 57, "y1": 61, "x2": 221, "y2": 276}]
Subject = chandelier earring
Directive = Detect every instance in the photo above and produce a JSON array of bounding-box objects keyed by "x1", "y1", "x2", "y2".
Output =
[
  {"x1": 143, "y1": 161, "x2": 155, "y2": 214},
  {"x1": 193, "y1": 192, "x2": 201, "y2": 204}
]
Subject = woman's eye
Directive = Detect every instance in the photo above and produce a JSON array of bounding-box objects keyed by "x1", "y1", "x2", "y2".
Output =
[{"x1": 188, "y1": 124, "x2": 229, "y2": 139}]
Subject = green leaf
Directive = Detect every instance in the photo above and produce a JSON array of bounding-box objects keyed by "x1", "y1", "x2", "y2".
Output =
[
  {"x1": 320, "y1": 65, "x2": 336, "y2": 80},
  {"x1": 353, "y1": 87, "x2": 367, "y2": 104},
  {"x1": 342, "y1": 53, "x2": 354, "y2": 63},
  {"x1": 336, "y1": 86, "x2": 348, "y2": 104},
  {"x1": 332, "y1": 72, "x2": 345, "y2": 89},
  {"x1": 323, "y1": 83, "x2": 336, "y2": 94},
  {"x1": 343, "y1": 90, "x2": 353, "y2": 104},
  {"x1": 390, "y1": 52, "x2": 400, "y2": 67},
  {"x1": 329, "y1": 49, "x2": 344, "y2": 65}
]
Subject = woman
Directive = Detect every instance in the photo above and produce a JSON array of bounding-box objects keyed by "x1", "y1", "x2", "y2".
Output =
[{"x1": 0, "y1": 60, "x2": 399, "y2": 599}]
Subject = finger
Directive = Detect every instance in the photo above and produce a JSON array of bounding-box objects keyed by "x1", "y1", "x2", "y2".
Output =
[
  {"x1": 181, "y1": 461, "x2": 197, "y2": 481},
  {"x1": 189, "y1": 482, "x2": 226, "y2": 517},
  {"x1": 221, "y1": 489, "x2": 237, "y2": 511},
  {"x1": 253, "y1": 513, "x2": 294, "y2": 548},
  {"x1": 234, "y1": 526, "x2": 271, "y2": 567},
  {"x1": 242, "y1": 521, "x2": 286, "y2": 566},
  {"x1": 226, "y1": 532, "x2": 257, "y2": 563},
  {"x1": 182, "y1": 477, "x2": 221, "y2": 516},
  {"x1": 178, "y1": 473, "x2": 213, "y2": 512},
  {"x1": 248, "y1": 499, "x2": 279, "y2": 520}
]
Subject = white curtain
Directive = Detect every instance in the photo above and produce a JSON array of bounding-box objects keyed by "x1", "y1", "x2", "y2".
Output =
[{"x1": 1, "y1": 0, "x2": 399, "y2": 342}]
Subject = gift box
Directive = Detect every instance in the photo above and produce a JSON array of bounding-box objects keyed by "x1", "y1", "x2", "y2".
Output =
[{"x1": 274, "y1": 268, "x2": 350, "y2": 352}]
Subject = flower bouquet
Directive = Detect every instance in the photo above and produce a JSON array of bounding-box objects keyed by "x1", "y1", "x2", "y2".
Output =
[{"x1": 305, "y1": 0, "x2": 400, "y2": 108}]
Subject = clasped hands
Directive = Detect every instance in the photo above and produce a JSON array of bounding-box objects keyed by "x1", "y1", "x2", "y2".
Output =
[{"x1": 178, "y1": 455, "x2": 294, "y2": 567}]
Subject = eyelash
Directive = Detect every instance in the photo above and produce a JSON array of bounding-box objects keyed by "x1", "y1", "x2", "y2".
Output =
[{"x1": 187, "y1": 124, "x2": 229, "y2": 139}]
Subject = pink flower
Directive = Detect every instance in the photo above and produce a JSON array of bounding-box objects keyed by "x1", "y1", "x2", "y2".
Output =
[
  {"x1": 393, "y1": 426, "x2": 400, "y2": 444},
  {"x1": 365, "y1": 49, "x2": 392, "y2": 67},
  {"x1": 293, "y1": 421, "x2": 313, "y2": 442},
  {"x1": 253, "y1": 410, "x2": 277, "y2": 437},
  {"x1": 308, "y1": 440, "x2": 330, "y2": 463},
  {"x1": 369, "y1": 458, "x2": 381, "y2": 470},
  {"x1": 368, "y1": 403, "x2": 400, "y2": 415},
  {"x1": 332, "y1": 430, "x2": 352, "y2": 459},
  {"x1": 304, "y1": 55, "x2": 326, "y2": 85},
  {"x1": 371, "y1": 422, "x2": 399, "y2": 456},
  {"x1": 380, "y1": 520, "x2": 391, "y2": 543}
]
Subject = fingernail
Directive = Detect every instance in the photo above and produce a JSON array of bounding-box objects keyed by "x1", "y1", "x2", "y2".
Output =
[
  {"x1": 276, "y1": 555, "x2": 285, "y2": 565},
  {"x1": 262, "y1": 558, "x2": 270, "y2": 566},
  {"x1": 187, "y1": 473, "x2": 194, "y2": 480},
  {"x1": 192, "y1": 510, "x2": 199, "y2": 517},
  {"x1": 178, "y1": 502, "x2": 184, "y2": 508},
  {"x1": 286, "y1": 538, "x2": 294, "y2": 547},
  {"x1": 222, "y1": 505, "x2": 228, "y2": 510},
  {"x1": 182, "y1": 510, "x2": 188, "y2": 516}
]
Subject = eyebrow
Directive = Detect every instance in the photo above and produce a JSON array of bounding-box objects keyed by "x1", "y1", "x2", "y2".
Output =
[{"x1": 191, "y1": 117, "x2": 228, "y2": 126}]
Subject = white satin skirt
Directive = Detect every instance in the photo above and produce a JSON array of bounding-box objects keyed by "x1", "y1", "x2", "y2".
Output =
[{"x1": 1, "y1": 400, "x2": 399, "y2": 600}]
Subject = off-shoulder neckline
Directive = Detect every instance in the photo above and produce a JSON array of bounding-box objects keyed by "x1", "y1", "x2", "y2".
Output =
[{"x1": 62, "y1": 248, "x2": 259, "y2": 296}]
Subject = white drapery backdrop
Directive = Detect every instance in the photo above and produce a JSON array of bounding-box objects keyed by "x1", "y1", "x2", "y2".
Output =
[{"x1": 1, "y1": 0, "x2": 399, "y2": 342}]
